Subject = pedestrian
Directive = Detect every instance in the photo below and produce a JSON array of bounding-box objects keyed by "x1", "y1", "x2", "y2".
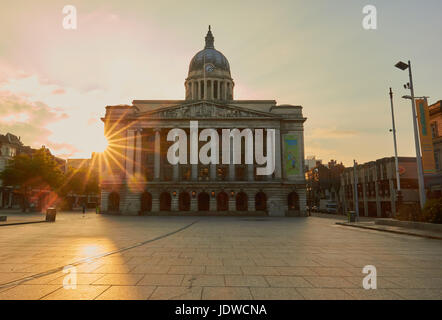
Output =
[{"x1": 82, "y1": 203, "x2": 86, "y2": 214}]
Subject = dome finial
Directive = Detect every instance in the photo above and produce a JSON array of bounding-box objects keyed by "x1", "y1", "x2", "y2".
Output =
[{"x1": 205, "y1": 25, "x2": 214, "y2": 49}]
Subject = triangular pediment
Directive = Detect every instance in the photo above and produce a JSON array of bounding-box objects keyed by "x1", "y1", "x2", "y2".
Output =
[{"x1": 136, "y1": 101, "x2": 279, "y2": 119}]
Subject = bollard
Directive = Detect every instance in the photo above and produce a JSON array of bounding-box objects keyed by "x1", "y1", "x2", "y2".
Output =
[
  {"x1": 46, "y1": 207, "x2": 57, "y2": 222},
  {"x1": 348, "y1": 211, "x2": 356, "y2": 223}
]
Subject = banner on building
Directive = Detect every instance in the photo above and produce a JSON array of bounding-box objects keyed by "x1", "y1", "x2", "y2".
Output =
[
  {"x1": 415, "y1": 98, "x2": 436, "y2": 174},
  {"x1": 283, "y1": 133, "x2": 302, "y2": 177}
]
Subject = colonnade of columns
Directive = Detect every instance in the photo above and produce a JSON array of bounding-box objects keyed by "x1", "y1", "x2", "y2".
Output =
[
  {"x1": 185, "y1": 79, "x2": 233, "y2": 101},
  {"x1": 123, "y1": 127, "x2": 283, "y2": 183}
]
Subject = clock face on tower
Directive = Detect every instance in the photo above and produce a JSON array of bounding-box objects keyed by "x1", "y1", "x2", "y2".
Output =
[{"x1": 205, "y1": 63, "x2": 215, "y2": 73}]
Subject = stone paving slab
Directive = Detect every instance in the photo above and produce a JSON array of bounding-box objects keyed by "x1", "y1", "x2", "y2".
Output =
[{"x1": 0, "y1": 212, "x2": 441, "y2": 300}]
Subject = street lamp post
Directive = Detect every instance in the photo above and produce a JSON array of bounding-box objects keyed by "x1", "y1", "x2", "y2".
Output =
[
  {"x1": 395, "y1": 60, "x2": 426, "y2": 209},
  {"x1": 353, "y1": 159, "x2": 359, "y2": 222},
  {"x1": 388, "y1": 88, "x2": 402, "y2": 213}
]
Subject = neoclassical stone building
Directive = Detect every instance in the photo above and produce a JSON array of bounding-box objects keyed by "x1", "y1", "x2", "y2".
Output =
[{"x1": 100, "y1": 27, "x2": 307, "y2": 216}]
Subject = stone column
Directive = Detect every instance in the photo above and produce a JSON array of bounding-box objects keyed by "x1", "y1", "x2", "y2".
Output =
[
  {"x1": 209, "y1": 193, "x2": 216, "y2": 211},
  {"x1": 217, "y1": 81, "x2": 221, "y2": 100},
  {"x1": 298, "y1": 188, "x2": 307, "y2": 216},
  {"x1": 135, "y1": 129, "x2": 142, "y2": 179},
  {"x1": 100, "y1": 190, "x2": 109, "y2": 212},
  {"x1": 229, "y1": 142, "x2": 235, "y2": 181},
  {"x1": 191, "y1": 194, "x2": 198, "y2": 211},
  {"x1": 125, "y1": 129, "x2": 135, "y2": 180},
  {"x1": 191, "y1": 165, "x2": 198, "y2": 181},
  {"x1": 211, "y1": 80, "x2": 214, "y2": 100},
  {"x1": 248, "y1": 192, "x2": 255, "y2": 212},
  {"x1": 274, "y1": 129, "x2": 282, "y2": 179},
  {"x1": 154, "y1": 128, "x2": 161, "y2": 181},
  {"x1": 229, "y1": 193, "x2": 236, "y2": 211},
  {"x1": 223, "y1": 82, "x2": 227, "y2": 100},
  {"x1": 173, "y1": 165, "x2": 180, "y2": 182},
  {"x1": 210, "y1": 164, "x2": 216, "y2": 180},
  {"x1": 171, "y1": 193, "x2": 179, "y2": 211},
  {"x1": 247, "y1": 165, "x2": 254, "y2": 181},
  {"x1": 203, "y1": 80, "x2": 207, "y2": 100},
  {"x1": 151, "y1": 190, "x2": 160, "y2": 212}
]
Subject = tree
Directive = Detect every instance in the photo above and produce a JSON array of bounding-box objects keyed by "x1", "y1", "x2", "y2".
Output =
[
  {"x1": 60, "y1": 168, "x2": 99, "y2": 197},
  {"x1": 0, "y1": 148, "x2": 64, "y2": 211},
  {"x1": 58, "y1": 167, "x2": 99, "y2": 210},
  {"x1": 306, "y1": 159, "x2": 345, "y2": 211}
]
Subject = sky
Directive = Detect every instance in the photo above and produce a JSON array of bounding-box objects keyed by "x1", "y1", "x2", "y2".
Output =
[{"x1": 0, "y1": 0, "x2": 441, "y2": 166}]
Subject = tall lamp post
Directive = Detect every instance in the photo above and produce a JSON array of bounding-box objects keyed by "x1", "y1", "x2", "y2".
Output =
[
  {"x1": 388, "y1": 88, "x2": 402, "y2": 213},
  {"x1": 353, "y1": 160, "x2": 359, "y2": 222},
  {"x1": 394, "y1": 60, "x2": 426, "y2": 209}
]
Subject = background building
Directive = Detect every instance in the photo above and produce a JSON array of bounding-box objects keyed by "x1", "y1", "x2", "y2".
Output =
[
  {"x1": 305, "y1": 155, "x2": 322, "y2": 171},
  {"x1": 428, "y1": 100, "x2": 442, "y2": 196},
  {"x1": 0, "y1": 132, "x2": 65, "y2": 210},
  {"x1": 100, "y1": 27, "x2": 307, "y2": 216},
  {"x1": 0, "y1": 133, "x2": 32, "y2": 208},
  {"x1": 340, "y1": 157, "x2": 419, "y2": 217}
]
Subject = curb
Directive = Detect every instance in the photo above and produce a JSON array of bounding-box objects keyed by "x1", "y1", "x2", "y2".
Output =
[
  {"x1": 0, "y1": 220, "x2": 49, "y2": 227},
  {"x1": 335, "y1": 222, "x2": 442, "y2": 240}
]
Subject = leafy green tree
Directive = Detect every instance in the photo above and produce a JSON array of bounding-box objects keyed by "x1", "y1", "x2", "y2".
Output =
[
  {"x1": 58, "y1": 167, "x2": 100, "y2": 210},
  {"x1": 0, "y1": 148, "x2": 64, "y2": 211}
]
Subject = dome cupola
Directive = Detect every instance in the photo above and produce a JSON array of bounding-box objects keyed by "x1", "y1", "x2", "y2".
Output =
[{"x1": 185, "y1": 26, "x2": 234, "y2": 101}]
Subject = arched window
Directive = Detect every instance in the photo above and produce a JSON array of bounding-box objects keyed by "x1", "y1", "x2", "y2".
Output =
[
  {"x1": 108, "y1": 192, "x2": 120, "y2": 212},
  {"x1": 255, "y1": 192, "x2": 267, "y2": 211},
  {"x1": 217, "y1": 191, "x2": 228, "y2": 211},
  {"x1": 288, "y1": 192, "x2": 300, "y2": 210},
  {"x1": 179, "y1": 192, "x2": 190, "y2": 211},
  {"x1": 236, "y1": 192, "x2": 248, "y2": 211},
  {"x1": 198, "y1": 192, "x2": 210, "y2": 211},
  {"x1": 140, "y1": 192, "x2": 152, "y2": 212},
  {"x1": 160, "y1": 192, "x2": 171, "y2": 211}
]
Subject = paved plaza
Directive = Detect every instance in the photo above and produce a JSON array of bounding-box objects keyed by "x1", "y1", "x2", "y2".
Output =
[{"x1": 0, "y1": 211, "x2": 441, "y2": 300}]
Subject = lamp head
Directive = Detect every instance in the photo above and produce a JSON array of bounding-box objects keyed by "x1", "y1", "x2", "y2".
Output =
[{"x1": 395, "y1": 61, "x2": 409, "y2": 70}]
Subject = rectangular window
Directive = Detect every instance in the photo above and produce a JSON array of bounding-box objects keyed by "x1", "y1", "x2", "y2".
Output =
[{"x1": 431, "y1": 122, "x2": 438, "y2": 138}]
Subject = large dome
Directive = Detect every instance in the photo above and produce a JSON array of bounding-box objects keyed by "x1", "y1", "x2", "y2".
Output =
[
  {"x1": 185, "y1": 26, "x2": 234, "y2": 101},
  {"x1": 189, "y1": 48, "x2": 230, "y2": 74},
  {"x1": 187, "y1": 26, "x2": 231, "y2": 78}
]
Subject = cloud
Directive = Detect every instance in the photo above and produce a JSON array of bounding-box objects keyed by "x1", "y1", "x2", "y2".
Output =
[
  {"x1": 51, "y1": 88, "x2": 65, "y2": 95},
  {"x1": 0, "y1": 92, "x2": 76, "y2": 156}
]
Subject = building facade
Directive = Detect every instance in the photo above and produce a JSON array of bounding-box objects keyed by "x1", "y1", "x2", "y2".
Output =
[
  {"x1": 428, "y1": 100, "x2": 442, "y2": 196},
  {"x1": 0, "y1": 133, "x2": 31, "y2": 208},
  {"x1": 100, "y1": 27, "x2": 307, "y2": 216},
  {"x1": 340, "y1": 157, "x2": 419, "y2": 217}
]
